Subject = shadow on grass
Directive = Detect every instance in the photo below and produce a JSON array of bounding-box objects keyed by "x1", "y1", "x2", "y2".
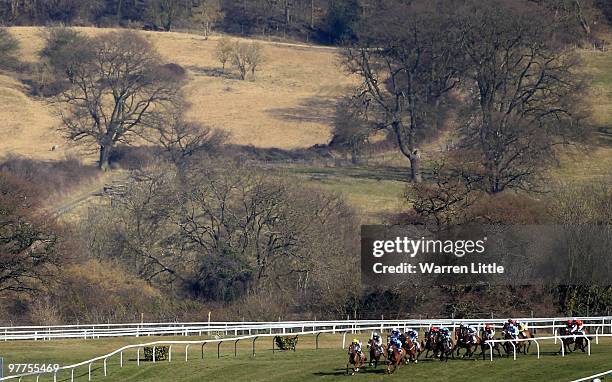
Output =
[{"x1": 313, "y1": 366, "x2": 387, "y2": 376}]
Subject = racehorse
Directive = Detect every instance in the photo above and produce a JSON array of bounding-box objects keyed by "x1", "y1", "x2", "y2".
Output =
[
  {"x1": 502, "y1": 323, "x2": 532, "y2": 355},
  {"x1": 367, "y1": 339, "x2": 386, "y2": 368},
  {"x1": 386, "y1": 344, "x2": 405, "y2": 374},
  {"x1": 479, "y1": 329, "x2": 502, "y2": 360},
  {"x1": 346, "y1": 343, "x2": 367, "y2": 375},
  {"x1": 560, "y1": 327, "x2": 589, "y2": 354},
  {"x1": 454, "y1": 326, "x2": 481, "y2": 358},
  {"x1": 423, "y1": 330, "x2": 438, "y2": 358},
  {"x1": 401, "y1": 336, "x2": 420, "y2": 364},
  {"x1": 435, "y1": 332, "x2": 454, "y2": 362}
]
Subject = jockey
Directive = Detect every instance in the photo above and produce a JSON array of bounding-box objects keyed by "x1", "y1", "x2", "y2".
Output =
[
  {"x1": 484, "y1": 324, "x2": 496, "y2": 338},
  {"x1": 567, "y1": 319, "x2": 584, "y2": 340},
  {"x1": 389, "y1": 328, "x2": 402, "y2": 351},
  {"x1": 439, "y1": 326, "x2": 451, "y2": 339},
  {"x1": 405, "y1": 328, "x2": 420, "y2": 350},
  {"x1": 466, "y1": 324, "x2": 478, "y2": 344},
  {"x1": 506, "y1": 321, "x2": 519, "y2": 339},
  {"x1": 371, "y1": 332, "x2": 383, "y2": 351},
  {"x1": 406, "y1": 328, "x2": 419, "y2": 342},
  {"x1": 351, "y1": 338, "x2": 362, "y2": 354}
]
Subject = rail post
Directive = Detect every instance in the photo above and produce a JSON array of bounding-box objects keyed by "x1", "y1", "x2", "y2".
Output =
[
  {"x1": 585, "y1": 334, "x2": 591, "y2": 356},
  {"x1": 201, "y1": 343, "x2": 207, "y2": 360},
  {"x1": 534, "y1": 339, "x2": 540, "y2": 359},
  {"x1": 53, "y1": 372, "x2": 57, "y2": 382},
  {"x1": 316, "y1": 332, "x2": 322, "y2": 350},
  {"x1": 234, "y1": 339, "x2": 240, "y2": 357},
  {"x1": 185, "y1": 344, "x2": 190, "y2": 361},
  {"x1": 137, "y1": 347, "x2": 140, "y2": 366},
  {"x1": 169, "y1": 345, "x2": 173, "y2": 362},
  {"x1": 488, "y1": 342, "x2": 493, "y2": 362},
  {"x1": 88, "y1": 362, "x2": 92, "y2": 381},
  {"x1": 554, "y1": 329, "x2": 558, "y2": 344},
  {"x1": 120, "y1": 351, "x2": 123, "y2": 367},
  {"x1": 596, "y1": 327, "x2": 600, "y2": 344},
  {"x1": 272, "y1": 336, "x2": 276, "y2": 354},
  {"x1": 559, "y1": 336, "x2": 565, "y2": 357},
  {"x1": 252, "y1": 336, "x2": 258, "y2": 356},
  {"x1": 103, "y1": 357, "x2": 107, "y2": 376},
  {"x1": 342, "y1": 331, "x2": 348, "y2": 349},
  {"x1": 71, "y1": 369, "x2": 74, "y2": 382},
  {"x1": 153, "y1": 345, "x2": 156, "y2": 363},
  {"x1": 217, "y1": 341, "x2": 222, "y2": 358}
]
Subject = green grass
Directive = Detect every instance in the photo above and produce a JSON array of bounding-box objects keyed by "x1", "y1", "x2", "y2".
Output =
[
  {"x1": 0, "y1": 334, "x2": 611, "y2": 381},
  {"x1": 276, "y1": 165, "x2": 409, "y2": 222}
]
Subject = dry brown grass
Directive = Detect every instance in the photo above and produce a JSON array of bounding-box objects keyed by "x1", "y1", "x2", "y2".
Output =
[{"x1": 0, "y1": 27, "x2": 354, "y2": 163}]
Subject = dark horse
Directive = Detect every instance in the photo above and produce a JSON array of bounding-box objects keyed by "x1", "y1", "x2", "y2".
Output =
[
  {"x1": 423, "y1": 330, "x2": 439, "y2": 358},
  {"x1": 560, "y1": 327, "x2": 589, "y2": 354},
  {"x1": 386, "y1": 344, "x2": 405, "y2": 374},
  {"x1": 367, "y1": 339, "x2": 386, "y2": 368},
  {"x1": 454, "y1": 326, "x2": 482, "y2": 358},
  {"x1": 346, "y1": 344, "x2": 366, "y2": 375},
  {"x1": 435, "y1": 332, "x2": 454, "y2": 362},
  {"x1": 479, "y1": 328, "x2": 502, "y2": 360}
]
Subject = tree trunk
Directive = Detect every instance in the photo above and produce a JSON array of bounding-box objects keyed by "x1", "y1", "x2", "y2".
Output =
[
  {"x1": 99, "y1": 145, "x2": 112, "y2": 171},
  {"x1": 392, "y1": 121, "x2": 422, "y2": 183},
  {"x1": 409, "y1": 151, "x2": 422, "y2": 183}
]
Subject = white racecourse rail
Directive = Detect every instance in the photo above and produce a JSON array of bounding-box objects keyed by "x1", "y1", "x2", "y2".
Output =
[
  {"x1": 1, "y1": 317, "x2": 611, "y2": 381},
  {"x1": 2, "y1": 316, "x2": 612, "y2": 341}
]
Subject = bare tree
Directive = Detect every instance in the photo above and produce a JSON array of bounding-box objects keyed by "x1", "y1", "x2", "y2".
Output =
[
  {"x1": 145, "y1": 0, "x2": 189, "y2": 31},
  {"x1": 190, "y1": 0, "x2": 223, "y2": 39},
  {"x1": 457, "y1": 0, "x2": 587, "y2": 193},
  {"x1": 150, "y1": 110, "x2": 228, "y2": 167},
  {"x1": 0, "y1": 173, "x2": 60, "y2": 295},
  {"x1": 55, "y1": 31, "x2": 184, "y2": 170},
  {"x1": 215, "y1": 36, "x2": 233, "y2": 72},
  {"x1": 231, "y1": 41, "x2": 265, "y2": 80},
  {"x1": 342, "y1": 1, "x2": 460, "y2": 182}
]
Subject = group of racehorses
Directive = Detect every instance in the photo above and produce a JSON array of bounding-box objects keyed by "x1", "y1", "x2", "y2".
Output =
[{"x1": 346, "y1": 322, "x2": 590, "y2": 375}]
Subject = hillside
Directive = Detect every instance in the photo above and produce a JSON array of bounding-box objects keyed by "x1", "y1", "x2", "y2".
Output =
[{"x1": 1, "y1": 27, "x2": 354, "y2": 162}]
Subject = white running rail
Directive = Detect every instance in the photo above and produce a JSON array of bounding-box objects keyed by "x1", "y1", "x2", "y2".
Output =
[
  {"x1": 570, "y1": 369, "x2": 612, "y2": 382},
  {"x1": 0, "y1": 325, "x2": 397, "y2": 381},
  {"x1": 1, "y1": 325, "x2": 611, "y2": 381},
  {"x1": 1, "y1": 316, "x2": 611, "y2": 341}
]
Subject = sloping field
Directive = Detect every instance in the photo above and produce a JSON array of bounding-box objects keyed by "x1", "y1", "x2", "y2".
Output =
[{"x1": 0, "y1": 27, "x2": 353, "y2": 162}]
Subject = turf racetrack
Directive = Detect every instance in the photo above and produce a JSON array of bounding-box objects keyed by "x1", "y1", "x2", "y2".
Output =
[{"x1": 0, "y1": 334, "x2": 610, "y2": 381}]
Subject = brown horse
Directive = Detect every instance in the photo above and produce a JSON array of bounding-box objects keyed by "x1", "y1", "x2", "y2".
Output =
[
  {"x1": 502, "y1": 323, "x2": 532, "y2": 355},
  {"x1": 367, "y1": 339, "x2": 386, "y2": 368},
  {"x1": 454, "y1": 326, "x2": 481, "y2": 358},
  {"x1": 401, "y1": 336, "x2": 419, "y2": 364},
  {"x1": 346, "y1": 344, "x2": 367, "y2": 375},
  {"x1": 386, "y1": 345, "x2": 405, "y2": 374}
]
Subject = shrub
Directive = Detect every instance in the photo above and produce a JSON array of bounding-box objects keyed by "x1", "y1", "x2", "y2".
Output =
[
  {"x1": 143, "y1": 346, "x2": 169, "y2": 361},
  {"x1": 274, "y1": 336, "x2": 298, "y2": 351}
]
